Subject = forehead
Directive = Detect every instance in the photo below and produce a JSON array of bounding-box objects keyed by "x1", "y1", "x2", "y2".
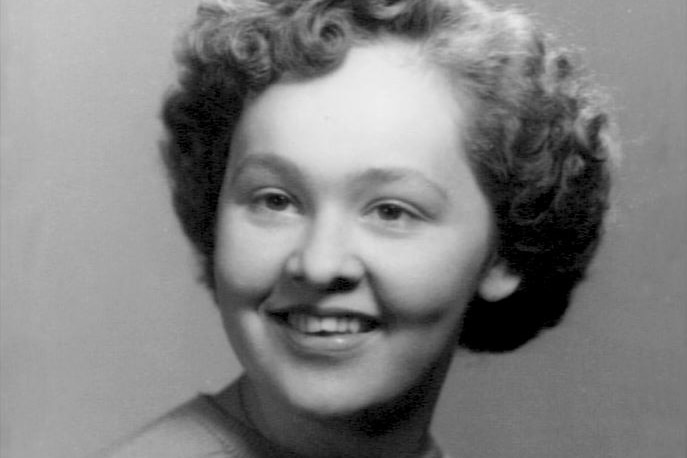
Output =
[{"x1": 230, "y1": 41, "x2": 473, "y2": 183}]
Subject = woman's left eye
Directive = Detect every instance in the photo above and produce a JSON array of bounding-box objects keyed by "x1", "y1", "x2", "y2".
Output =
[
  {"x1": 375, "y1": 203, "x2": 408, "y2": 221},
  {"x1": 368, "y1": 202, "x2": 422, "y2": 229}
]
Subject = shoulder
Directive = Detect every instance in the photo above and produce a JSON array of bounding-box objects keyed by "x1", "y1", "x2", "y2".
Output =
[
  {"x1": 100, "y1": 396, "x2": 235, "y2": 458},
  {"x1": 99, "y1": 388, "x2": 283, "y2": 458},
  {"x1": 98, "y1": 381, "x2": 451, "y2": 458}
]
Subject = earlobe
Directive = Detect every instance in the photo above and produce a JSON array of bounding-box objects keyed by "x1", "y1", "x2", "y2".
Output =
[{"x1": 478, "y1": 262, "x2": 521, "y2": 302}]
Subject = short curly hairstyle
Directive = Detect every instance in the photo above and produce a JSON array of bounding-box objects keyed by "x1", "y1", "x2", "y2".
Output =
[{"x1": 162, "y1": 0, "x2": 615, "y2": 352}]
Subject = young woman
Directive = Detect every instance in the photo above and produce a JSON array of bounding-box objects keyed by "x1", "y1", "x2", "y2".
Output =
[{"x1": 105, "y1": 0, "x2": 614, "y2": 456}]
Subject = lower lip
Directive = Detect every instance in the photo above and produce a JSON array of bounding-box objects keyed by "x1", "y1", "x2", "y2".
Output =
[{"x1": 266, "y1": 314, "x2": 380, "y2": 357}]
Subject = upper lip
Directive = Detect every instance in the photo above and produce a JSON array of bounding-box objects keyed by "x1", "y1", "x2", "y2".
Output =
[{"x1": 263, "y1": 303, "x2": 382, "y2": 324}]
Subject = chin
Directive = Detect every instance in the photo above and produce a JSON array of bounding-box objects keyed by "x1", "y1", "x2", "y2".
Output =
[
  {"x1": 274, "y1": 371, "x2": 400, "y2": 420},
  {"x1": 280, "y1": 366, "x2": 434, "y2": 424}
]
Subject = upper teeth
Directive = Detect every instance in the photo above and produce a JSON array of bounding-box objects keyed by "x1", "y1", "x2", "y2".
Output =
[{"x1": 287, "y1": 313, "x2": 369, "y2": 334}]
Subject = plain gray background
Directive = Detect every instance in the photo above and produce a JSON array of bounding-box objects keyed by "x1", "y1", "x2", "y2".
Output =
[{"x1": 1, "y1": 0, "x2": 684, "y2": 457}]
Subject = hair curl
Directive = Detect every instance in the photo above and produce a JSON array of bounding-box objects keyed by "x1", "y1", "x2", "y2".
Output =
[{"x1": 162, "y1": 0, "x2": 616, "y2": 352}]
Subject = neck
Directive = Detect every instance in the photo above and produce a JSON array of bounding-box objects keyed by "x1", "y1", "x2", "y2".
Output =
[{"x1": 238, "y1": 361, "x2": 451, "y2": 458}]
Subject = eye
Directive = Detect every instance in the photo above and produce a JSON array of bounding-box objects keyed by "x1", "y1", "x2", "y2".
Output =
[
  {"x1": 263, "y1": 193, "x2": 291, "y2": 211},
  {"x1": 251, "y1": 190, "x2": 298, "y2": 214},
  {"x1": 374, "y1": 203, "x2": 408, "y2": 221},
  {"x1": 367, "y1": 201, "x2": 423, "y2": 231}
]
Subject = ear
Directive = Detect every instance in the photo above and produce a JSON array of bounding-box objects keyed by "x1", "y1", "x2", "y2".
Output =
[{"x1": 478, "y1": 261, "x2": 521, "y2": 302}]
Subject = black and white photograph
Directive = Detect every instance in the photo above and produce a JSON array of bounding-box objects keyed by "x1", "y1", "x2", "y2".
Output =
[{"x1": 1, "y1": 0, "x2": 684, "y2": 457}]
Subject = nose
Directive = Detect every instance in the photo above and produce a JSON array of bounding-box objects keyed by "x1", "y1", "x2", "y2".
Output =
[{"x1": 285, "y1": 215, "x2": 363, "y2": 292}]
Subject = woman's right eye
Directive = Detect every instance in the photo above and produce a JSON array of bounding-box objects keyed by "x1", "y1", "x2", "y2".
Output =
[{"x1": 251, "y1": 190, "x2": 297, "y2": 214}]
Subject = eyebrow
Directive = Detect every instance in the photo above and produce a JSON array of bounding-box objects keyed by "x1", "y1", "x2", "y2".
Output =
[
  {"x1": 230, "y1": 153, "x2": 448, "y2": 201},
  {"x1": 349, "y1": 167, "x2": 448, "y2": 201},
  {"x1": 229, "y1": 153, "x2": 302, "y2": 184}
]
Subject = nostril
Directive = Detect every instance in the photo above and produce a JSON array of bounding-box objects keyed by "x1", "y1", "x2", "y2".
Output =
[{"x1": 325, "y1": 277, "x2": 358, "y2": 293}]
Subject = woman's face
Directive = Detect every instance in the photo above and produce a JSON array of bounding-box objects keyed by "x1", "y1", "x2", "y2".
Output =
[{"x1": 214, "y1": 42, "x2": 516, "y2": 418}]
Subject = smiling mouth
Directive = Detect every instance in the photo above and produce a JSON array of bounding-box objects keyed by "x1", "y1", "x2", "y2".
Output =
[{"x1": 270, "y1": 312, "x2": 380, "y2": 336}]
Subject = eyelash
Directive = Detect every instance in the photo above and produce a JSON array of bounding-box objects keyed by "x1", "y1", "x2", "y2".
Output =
[
  {"x1": 251, "y1": 190, "x2": 298, "y2": 213},
  {"x1": 367, "y1": 201, "x2": 424, "y2": 229},
  {"x1": 372, "y1": 202, "x2": 412, "y2": 219}
]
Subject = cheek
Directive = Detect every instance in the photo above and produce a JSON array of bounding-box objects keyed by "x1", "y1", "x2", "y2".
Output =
[
  {"x1": 370, "y1": 235, "x2": 489, "y2": 323},
  {"x1": 214, "y1": 215, "x2": 292, "y2": 301}
]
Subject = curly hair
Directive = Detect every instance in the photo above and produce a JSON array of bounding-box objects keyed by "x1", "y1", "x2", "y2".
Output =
[{"x1": 162, "y1": 0, "x2": 615, "y2": 352}]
